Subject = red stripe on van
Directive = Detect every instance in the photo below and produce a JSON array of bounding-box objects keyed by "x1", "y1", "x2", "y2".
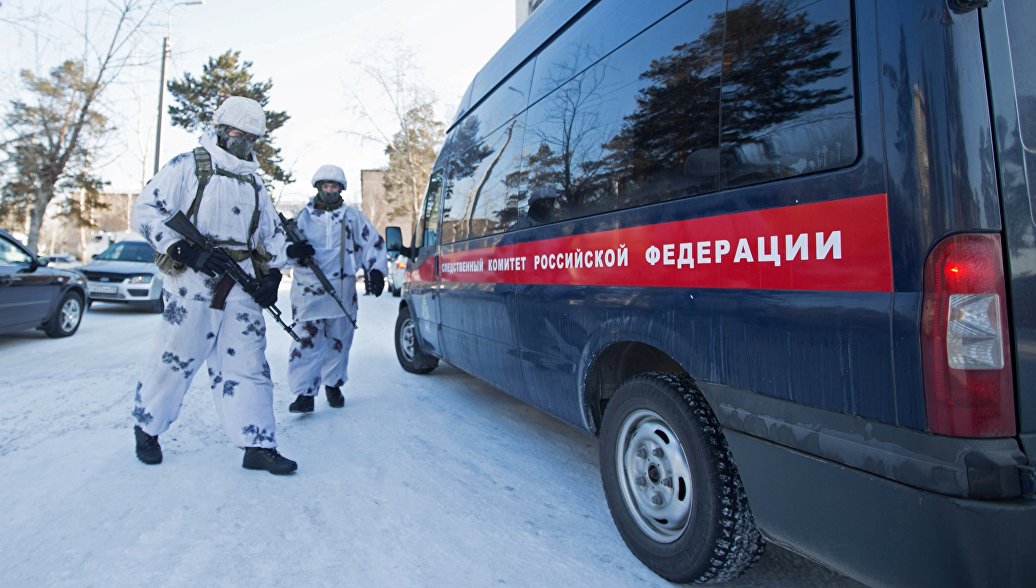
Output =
[{"x1": 438, "y1": 193, "x2": 893, "y2": 292}]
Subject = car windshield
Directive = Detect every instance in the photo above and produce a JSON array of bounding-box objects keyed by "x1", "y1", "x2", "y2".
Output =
[{"x1": 95, "y1": 241, "x2": 155, "y2": 262}]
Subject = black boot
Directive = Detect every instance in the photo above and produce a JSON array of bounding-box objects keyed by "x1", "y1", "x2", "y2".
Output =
[
  {"x1": 325, "y1": 385, "x2": 344, "y2": 408},
  {"x1": 134, "y1": 425, "x2": 162, "y2": 465},
  {"x1": 242, "y1": 447, "x2": 297, "y2": 475},
  {"x1": 289, "y1": 394, "x2": 315, "y2": 413}
]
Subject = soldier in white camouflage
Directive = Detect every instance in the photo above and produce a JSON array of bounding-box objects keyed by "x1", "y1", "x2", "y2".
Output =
[
  {"x1": 286, "y1": 164, "x2": 387, "y2": 414},
  {"x1": 130, "y1": 96, "x2": 314, "y2": 475}
]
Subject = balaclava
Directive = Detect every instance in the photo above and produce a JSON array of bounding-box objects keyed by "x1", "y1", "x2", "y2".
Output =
[
  {"x1": 216, "y1": 125, "x2": 257, "y2": 160},
  {"x1": 314, "y1": 182, "x2": 344, "y2": 211}
]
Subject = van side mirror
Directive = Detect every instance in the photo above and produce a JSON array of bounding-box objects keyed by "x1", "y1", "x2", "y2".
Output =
[
  {"x1": 385, "y1": 226, "x2": 402, "y2": 253},
  {"x1": 385, "y1": 226, "x2": 412, "y2": 258}
]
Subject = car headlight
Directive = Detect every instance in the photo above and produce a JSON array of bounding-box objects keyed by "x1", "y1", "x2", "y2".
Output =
[{"x1": 126, "y1": 273, "x2": 154, "y2": 284}]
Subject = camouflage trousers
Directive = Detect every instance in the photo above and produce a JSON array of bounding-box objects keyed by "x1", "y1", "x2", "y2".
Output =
[
  {"x1": 287, "y1": 316, "x2": 355, "y2": 397},
  {"x1": 131, "y1": 287, "x2": 277, "y2": 448}
]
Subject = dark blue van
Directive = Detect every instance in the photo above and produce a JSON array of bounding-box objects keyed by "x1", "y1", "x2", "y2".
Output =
[{"x1": 385, "y1": 0, "x2": 1036, "y2": 585}]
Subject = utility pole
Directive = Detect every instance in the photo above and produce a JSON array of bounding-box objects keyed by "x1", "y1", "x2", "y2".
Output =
[
  {"x1": 152, "y1": 1, "x2": 203, "y2": 176},
  {"x1": 153, "y1": 35, "x2": 169, "y2": 176}
]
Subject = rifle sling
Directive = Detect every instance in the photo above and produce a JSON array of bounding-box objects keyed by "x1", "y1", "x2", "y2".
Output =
[
  {"x1": 187, "y1": 147, "x2": 262, "y2": 253},
  {"x1": 340, "y1": 212, "x2": 347, "y2": 286}
]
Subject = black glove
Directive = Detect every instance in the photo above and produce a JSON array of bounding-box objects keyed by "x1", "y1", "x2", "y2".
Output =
[
  {"x1": 366, "y1": 269, "x2": 384, "y2": 297},
  {"x1": 286, "y1": 241, "x2": 315, "y2": 260},
  {"x1": 252, "y1": 269, "x2": 281, "y2": 307},
  {"x1": 167, "y1": 239, "x2": 232, "y2": 277}
]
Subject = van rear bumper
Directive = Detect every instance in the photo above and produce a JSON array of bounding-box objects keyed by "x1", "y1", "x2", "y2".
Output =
[
  {"x1": 701, "y1": 383, "x2": 1031, "y2": 500},
  {"x1": 726, "y1": 429, "x2": 1036, "y2": 587}
]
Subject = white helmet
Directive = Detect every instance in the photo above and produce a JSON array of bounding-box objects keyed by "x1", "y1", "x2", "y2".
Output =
[
  {"x1": 213, "y1": 96, "x2": 266, "y2": 137},
  {"x1": 312, "y1": 164, "x2": 347, "y2": 190}
]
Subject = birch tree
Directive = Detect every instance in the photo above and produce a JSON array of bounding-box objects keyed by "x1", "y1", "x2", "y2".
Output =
[{"x1": 349, "y1": 44, "x2": 444, "y2": 230}]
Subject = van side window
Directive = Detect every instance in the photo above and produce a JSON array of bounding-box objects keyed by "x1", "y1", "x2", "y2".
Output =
[
  {"x1": 415, "y1": 170, "x2": 443, "y2": 249},
  {"x1": 465, "y1": 61, "x2": 534, "y2": 145},
  {"x1": 442, "y1": 137, "x2": 489, "y2": 244},
  {"x1": 470, "y1": 114, "x2": 529, "y2": 238},
  {"x1": 522, "y1": 0, "x2": 727, "y2": 222},
  {"x1": 518, "y1": 0, "x2": 856, "y2": 224},
  {"x1": 1006, "y1": 0, "x2": 1035, "y2": 149},
  {"x1": 528, "y1": 0, "x2": 689, "y2": 104},
  {"x1": 719, "y1": 0, "x2": 857, "y2": 187}
]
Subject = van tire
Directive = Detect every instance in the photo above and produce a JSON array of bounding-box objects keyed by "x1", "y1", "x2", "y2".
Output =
[
  {"x1": 599, "y1": 372, "x2": 763, "y2": 583},
  {"x1": 395, "y1": 305, "x2": 438, "y2": 374}
]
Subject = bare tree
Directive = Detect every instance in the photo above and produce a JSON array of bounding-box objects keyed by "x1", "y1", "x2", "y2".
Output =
[
  {"x1": 0, "y1": 0, "x2": 160, "y2": 252},
  {"x1": 346, "y1": 43, "x2": 444, "y2": 229},
  {"x1": 359, "y1": 169, "x2": 391, "y2": 231}
]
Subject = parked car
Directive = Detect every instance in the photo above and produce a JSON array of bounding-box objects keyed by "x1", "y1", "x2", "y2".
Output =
[
  {"x1": 77, "y1": 240, "x2": 164, "y2": 313},
  {"x1": 0, "y1": 228, "x2": 88, "y2": 337},
  {"x1": 45, "y1": 253, "x2": 81, "y2": 270},
  {"x1": 387, "y1": 254, "x2": 407, "y2": 297}
]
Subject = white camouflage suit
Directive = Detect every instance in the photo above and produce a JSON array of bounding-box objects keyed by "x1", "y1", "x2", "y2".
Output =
[
  {"x1": 288, "y1": 199, "x2": 386, "y2": 398},
  {"x1": 130, "y1": 130, "x2": 291, "y2": 449}
]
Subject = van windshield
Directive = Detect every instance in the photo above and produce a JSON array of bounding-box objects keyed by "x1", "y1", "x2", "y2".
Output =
[{"x1": 1006, "y1": 0, "x2": 1034, "y2": 150}]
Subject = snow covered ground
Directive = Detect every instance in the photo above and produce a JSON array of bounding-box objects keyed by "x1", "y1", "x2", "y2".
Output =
[{"x1": 0, "y1": 283, "x2": 861, "y2": 587}]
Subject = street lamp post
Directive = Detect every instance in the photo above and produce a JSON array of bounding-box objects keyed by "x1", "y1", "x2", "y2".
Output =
[{"x1": 153, "y1": 1, "x2": 203, "y2": 176}]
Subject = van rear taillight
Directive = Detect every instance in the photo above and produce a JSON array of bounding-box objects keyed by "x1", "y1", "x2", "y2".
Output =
[{"x1": 921, "y1": 234, "x2": 1015, "y2": 437}]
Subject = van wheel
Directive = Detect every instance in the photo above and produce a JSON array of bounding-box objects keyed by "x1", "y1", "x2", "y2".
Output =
[
  {"x1": 394, "y1": 305, "x2": 438, "y2": 374},
  {"x1": 392, "y1": 285, "x2": 401, "y2": 298},
  {"x1": 599, "y1": 372, "x2": 763, "y2": 583},
  {"x1": 44, "y1": 292, "x2": 84, "y2": 338}
]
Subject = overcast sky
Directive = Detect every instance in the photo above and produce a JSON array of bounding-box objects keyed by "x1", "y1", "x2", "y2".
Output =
[{"x1": 0, "y1": 0, "x2": 518, "y2": 203}]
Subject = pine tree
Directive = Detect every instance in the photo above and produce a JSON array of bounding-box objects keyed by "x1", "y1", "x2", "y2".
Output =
[{"x1": 166, "y1": 50, "x2": 293, "y2": 186}]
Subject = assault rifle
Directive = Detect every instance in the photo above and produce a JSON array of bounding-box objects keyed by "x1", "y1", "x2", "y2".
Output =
[
  {"x1": 278, "y1": 212, "x2": 358, "y2": 329},
  {"x1": 164, "y1": 211, "x2": 301, "y2": 343}
]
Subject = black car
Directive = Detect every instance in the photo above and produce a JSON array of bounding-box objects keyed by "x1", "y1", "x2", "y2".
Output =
[{"x1": 0, "y1": 228, "x2": 88, "y2": 337}]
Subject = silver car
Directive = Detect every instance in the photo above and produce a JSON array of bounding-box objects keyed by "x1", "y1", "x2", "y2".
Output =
[
  {"x1": 45, "y1": 253, "x2": 81, "y2": 270},
  {"x1": 78, "y1": 240, "x2": 164, "y2": 313},
  {"x1": 387, "y1": 254, "x2": 407, "y2": 297}
]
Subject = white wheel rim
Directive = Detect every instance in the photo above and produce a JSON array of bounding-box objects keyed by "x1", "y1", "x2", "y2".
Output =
[
  {"x1": 400, "y1": 317, "x2": 417, "y2": 361},
  {"x1": 615, "y1": 408, "x2": 693, "y2": 543},
  {"x1": 60, "y1": 298, "x2": 80, "y2": 332}
]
